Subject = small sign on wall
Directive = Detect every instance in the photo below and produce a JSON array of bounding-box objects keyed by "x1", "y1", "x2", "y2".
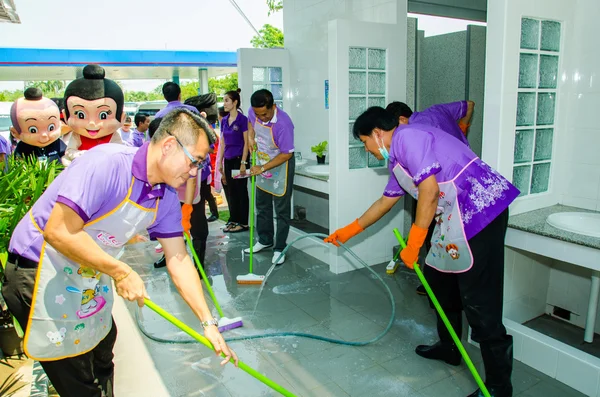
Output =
[{"x1": 324, "y1": 80, "x2": 329, "y2": 110}]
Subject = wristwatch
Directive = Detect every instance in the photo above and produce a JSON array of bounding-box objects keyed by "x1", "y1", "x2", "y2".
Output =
[
  {"x1": 201, "y1": 318, "x2": 219, "y2": 328},
  {"x1": 260, "y1": 166, "x2": 265, "y2": 173}
]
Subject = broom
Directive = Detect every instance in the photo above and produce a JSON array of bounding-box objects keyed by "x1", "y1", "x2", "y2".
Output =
[
  {"x1": 393, "y1": 228, "x2": 491, "y2": 397},
  {"x1": 184, "y1": 233, "x2": 243, "y2": 332},
  {"x1": 236, "y1": 151, "x2": 265, "y2": 285}
]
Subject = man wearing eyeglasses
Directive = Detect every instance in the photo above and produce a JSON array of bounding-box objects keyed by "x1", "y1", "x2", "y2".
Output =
[{"x1": 2, "y1": 108, "x2": 238, "y2": 397}]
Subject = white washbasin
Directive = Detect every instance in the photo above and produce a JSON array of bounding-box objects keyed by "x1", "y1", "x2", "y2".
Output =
[
  {"x1": 304, "y1": 165, "x2": 329, "y2": 177},
  {"x1": 295, "y1": 159, "x2": 307, "y2": 166},
  {"x1": 546, "y1": 212, "x2": 600, "y2": 238}
]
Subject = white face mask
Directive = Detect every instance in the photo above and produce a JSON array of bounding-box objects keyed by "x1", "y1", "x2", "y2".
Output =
[{"x1": 376, "y1": 134, "x2": 390, "y2": 160}]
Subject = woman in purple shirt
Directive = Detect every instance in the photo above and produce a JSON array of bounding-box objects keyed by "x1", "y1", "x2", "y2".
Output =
[
  {"x1": 325, "y1": 107, "x2": 518, "y2": 397},
  {"x1": 219, "y1": 90, "x2": 249, "y2": 233}
]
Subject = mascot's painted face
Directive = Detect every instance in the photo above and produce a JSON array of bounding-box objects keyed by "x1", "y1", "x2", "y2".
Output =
[
  {"x1": 10, "y1": 90, "x2": 61, "y2": 148},
  {"x1": 66, "y1": 96, "x2": 122, "y2": 140}
]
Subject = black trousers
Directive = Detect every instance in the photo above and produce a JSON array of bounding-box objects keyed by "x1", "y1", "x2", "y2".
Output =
[
  {"x1": 185, "y1": 191, "x2": 209, "y2": 266},
  {"x1": 2, "y1": 262, "x2": 117, "y2": 397},
  {"x1": 202, "y1": 180, "x2": 218, "y2": 218},
  {"x1": 426, "y1": 209, "x2": 512, "y2": 394},
  {"x1": 256, "y1": 157, "x2": 295, "y2": 252},
  {"x1": 222, "y1": 156, "x2": 249, "y2": 225}
]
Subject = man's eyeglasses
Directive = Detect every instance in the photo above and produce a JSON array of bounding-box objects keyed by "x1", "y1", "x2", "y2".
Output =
[{"x1": 166, "y1": 131, "x2": 205, "y2": 169}]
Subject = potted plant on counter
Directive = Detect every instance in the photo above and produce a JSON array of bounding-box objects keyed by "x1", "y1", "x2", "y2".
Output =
[
  {"x1": 311, "y1": 141, "x2": 328, "y2": 164},
  {"x1": 0, "y1": 156, "x2": 62, "y2": 357}
]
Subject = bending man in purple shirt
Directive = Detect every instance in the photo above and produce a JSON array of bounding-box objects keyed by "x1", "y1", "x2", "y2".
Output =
[
  {"x1": 386, "y1": 100, "x2": 474, "y2": 147},
  {"x1": 154, "y1": 82, "x2": 200, "y2": 119},
  {"x1": 244, "y1": 89, "x2": 295, "y2": 265},
  {"x1": 325, "y1": 107, "x2": 518, "y2": 397},
  {"x1": 2, "y1": 108, "x2": 237, "y2": 397}
]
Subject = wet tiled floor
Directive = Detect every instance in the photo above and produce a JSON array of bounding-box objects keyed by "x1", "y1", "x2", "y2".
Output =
[{"x1": 117, "y1": 221, "x2": 585, "y2": 397}]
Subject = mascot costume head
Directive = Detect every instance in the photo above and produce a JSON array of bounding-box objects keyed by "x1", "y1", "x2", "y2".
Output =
[
  {"x1": 10, "y1": 87, "x2": 64, "y2": 163},
  {"x1": 62, "y1": 64, "x2": 124, "y2": 164}
]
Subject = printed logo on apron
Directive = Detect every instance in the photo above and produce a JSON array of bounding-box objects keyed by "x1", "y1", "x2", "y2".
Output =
[
  {"x1": 253, "y1": 118, "x2": 288, "y2": 197},
  {"x1": 392, "y1": 162, "x2": 474, "y2": 273},
  {"x1": 24, "y1": 177, "x2": 159, "y2": 361}
]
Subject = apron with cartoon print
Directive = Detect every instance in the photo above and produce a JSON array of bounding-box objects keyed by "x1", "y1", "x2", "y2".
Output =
[
  {"x1": 253, "y1": 119, "x2": 288, "y2": 197},
  {"x1": 392, "y1": 161, "x2": 474, "y2": 273},
  {"x1": 24, "y1": 177, "x2": 158, "y2": 361}
]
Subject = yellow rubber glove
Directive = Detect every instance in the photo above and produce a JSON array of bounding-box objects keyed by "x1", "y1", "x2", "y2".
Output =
[
  {"x1": 181, "y1": 204, "x2": 193, "y2": 236},
  {"x1": 324, "y1": 219, "x2": 364, "y2": 247},
  {"x1": 400, "y1": 224, "x2": 429, "y2": 269}
]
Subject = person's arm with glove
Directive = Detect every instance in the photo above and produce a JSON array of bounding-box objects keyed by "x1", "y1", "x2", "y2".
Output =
[
  {"x1": 458, "y1": 100, "x2": 475, "y2": 135},
  {"x1": 181, "y1": 177, "x2": 197, "y2": 236},
  {"x1": 400, "y1": 175, "x2": 439, "y2": 268},
  {"x1": 324, "y1": 195, "x2": 401, "y2": 246}
]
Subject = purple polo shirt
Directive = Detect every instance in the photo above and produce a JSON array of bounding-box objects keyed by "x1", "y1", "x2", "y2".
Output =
[
  {"x1": 409, "y1": 101, "x2": 470, "y2": 147},
  {"x1": 9, "y1": 143, "x2": 183, "y2": 262},
  {"x1": 383, "y1": 124, "x2": 519, "y2": 240},
  {"x1": 247, "y1": 107, "x2": 295, "y2": 154},
  {"x1": 154, "y1": 101, "x2": 199, "y2": 118},
  {"x1": 221, "y1": 113, "x2": 248, "y2": 159},
  {"x1": 0, "y1": 134, "x2": 11, "y2": 156},
  {"x1": 130, "y1": 129, "x2": 148, "y2": 148}
]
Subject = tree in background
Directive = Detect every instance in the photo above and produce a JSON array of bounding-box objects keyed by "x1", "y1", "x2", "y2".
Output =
[
  {"x1": 208, "y1": 73, "x2": 238, "y2": 101},
  {"x1": 251, "y1": 24, "x2": 284, "y2": 48},
  {"x1": 26, "y1": 80, "x2": 66, "y2": 97},
  {"x1": 266, "y1": 0, "x2": 283, "y2": 15}
]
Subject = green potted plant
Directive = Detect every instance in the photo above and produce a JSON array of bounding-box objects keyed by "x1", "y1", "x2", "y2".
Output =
[
  {"x1": 311, "y1": 141, "x2": 328, "y2": 164},
  {"x1": 0, "y1": 156, "x2": 62, "y2": 357}
]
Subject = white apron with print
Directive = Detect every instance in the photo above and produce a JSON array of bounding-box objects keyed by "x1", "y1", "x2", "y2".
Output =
[
  {"x1": 253, "y1": 119, "x2": 288, "y2": 197},
  {"x1": 24, "y1": 177, "x2": 158, "y2": 361},
  {"x1": 392, "y1": 161, "x2": 474, "y2": 273}
]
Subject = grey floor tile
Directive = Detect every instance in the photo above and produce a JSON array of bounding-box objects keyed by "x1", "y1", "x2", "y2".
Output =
[
  {"x1": 519, "y1": 380, "x2": 586, "y2": 397},
  {"x1": 359, "y1": 329, "x2": 414, "y2": 363},
  {"x1": 304, "y1": 345, "x2": 377, "y2": 381},
  {"x1": 301, "y1": 381, "x2": 351, "y2": 397},
  {"x1": 420, "y1": 374, "x2": 477, "y2": 397},
  {"x1": 295, "y1": 296, "x2": 358, "y2": 322},
  {"x1": 380, "y1": 352, "x2": 458, "y2": 390},
  {"x1": 276, "y1": 354, "x2": 332, "y2": 392},
  {"x1": 321, "y1": 311, "x2": 384, "y2": 342},
  {"x1": 334, "y1": 364, "x2": 418, "y2": 397},
  {"x1": 261, "y1": 307, "x2": 320, "y2": 330}
]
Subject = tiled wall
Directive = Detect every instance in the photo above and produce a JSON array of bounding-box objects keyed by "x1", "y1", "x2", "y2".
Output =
[
  {"x1": 558, "y1": 0, "x2": 600, "y2": 212},
  {"x1": 503, "y1": 247, "x2": 552, "y2": 324},
  {"x1": 283, "y1": 0, "x2": 398, "y2": 162}
]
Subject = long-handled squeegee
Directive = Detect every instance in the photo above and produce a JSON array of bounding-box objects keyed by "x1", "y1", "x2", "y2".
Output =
[
  {"x1": 237, "y1": 151, "x2": 264, "y2": 285},
  {"x1": 184, "y1": 233, "x2": 243, "y2": 333}
]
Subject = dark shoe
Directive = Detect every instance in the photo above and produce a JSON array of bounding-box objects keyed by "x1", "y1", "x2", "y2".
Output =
[
  {"x1": 415, "y1": 341, "x2": 461, "y2": 366},
  {"x1": 467, "y1": 386, "x2": 512, "y2": 397},
  {"x1": 416, "y1": 285, "x2": 426, "y2": 295},
  {"x1": 207, "y1": 214, "x2": 218, "y2": 222},
  {"x1": 153, "y1": 256, "x2": 166, "y2": 269}
]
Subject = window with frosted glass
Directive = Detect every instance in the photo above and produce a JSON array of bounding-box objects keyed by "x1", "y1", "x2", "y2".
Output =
[
  {"x1": 252, "y1": 67, "x2": 283, "y2": 109},
  {"x1": 513, "y1": 18, "x2": 560, "y2": 197},
  {"x1": 348, "y1": 47, "x2": 387, "y2": 169}
]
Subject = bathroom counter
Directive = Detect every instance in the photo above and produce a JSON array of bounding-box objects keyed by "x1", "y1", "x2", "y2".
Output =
[
  {"x1": 295, "y1": 158, "x2": 329, "y2": 182},
  {"x1": 508, "y1": 204, "x2": 600, "y2": 250}
]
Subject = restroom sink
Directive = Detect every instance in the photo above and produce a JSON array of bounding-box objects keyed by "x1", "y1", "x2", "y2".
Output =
[
  {"x1": 295, "y1": 159, "x2": 307, "y2": 166},
  {"x1": 546, "y1": 212, "x2": 600, "y2": 238},
  {"x1": 304, "y1": 165, "x2": 329, "y2": 177}
]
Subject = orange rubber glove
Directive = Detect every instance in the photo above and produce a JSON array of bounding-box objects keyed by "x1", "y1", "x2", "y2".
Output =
[
  {"x1": 181, "y1": 204, "x2": 193, "y2": 236},
  {"x1": 400, "y1": 223, "x2": 429, "y2": 269},
  {"x1": 458, "y1": 122, "x2": 470, "y2": 135},
  {"x1": 324, "y1": 219, "x2": 364, "y2": 247}
]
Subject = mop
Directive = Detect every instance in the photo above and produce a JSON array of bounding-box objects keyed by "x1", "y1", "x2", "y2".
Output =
[
  {"x1": 385, "y1": 243, "x2": 402, "y2": 274},
  {"x1": 393, "y1": 228, "x2": 491, "y2": 397},
  {"x1": 184, "y1": 233, "x2": 243, "y2": 333},
  {"x1": 144, "y1": 298, "x2": 297, "y2": 397},
  {"x1": 236, "y1": 151, "x2": 265, "y2": 285}
]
